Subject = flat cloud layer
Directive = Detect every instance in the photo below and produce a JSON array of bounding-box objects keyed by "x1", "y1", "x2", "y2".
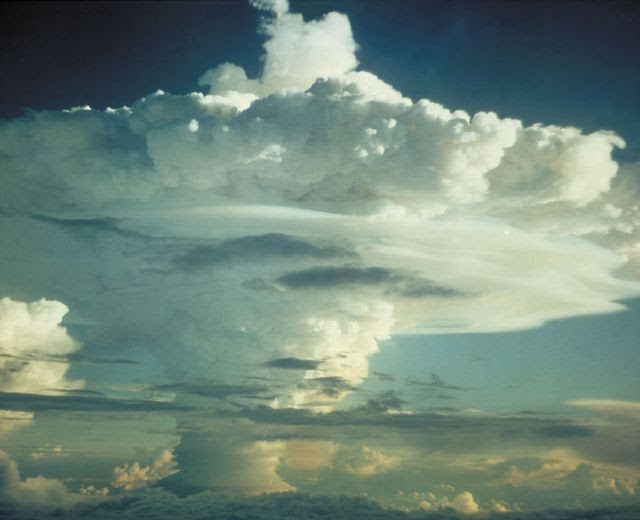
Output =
[
  {"x1": 2, "y1": 489, "x2": 640, "y2": 520},
  {"x1": 0, "y1": 0, "x2": 639, "y2": 508}
]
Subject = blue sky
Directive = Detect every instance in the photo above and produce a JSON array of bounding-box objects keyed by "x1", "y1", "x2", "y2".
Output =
[
  {"x1": 364, "y1": 299, "x2": 640, "y2": 415},
  {"x1": 0, "y1": 1, "x2": 639, "y2": 518}
]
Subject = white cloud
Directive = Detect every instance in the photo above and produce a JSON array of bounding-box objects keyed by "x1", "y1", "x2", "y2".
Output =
[
  {"x1": 450, "y1": 491, "x2": 481, "y2": 514},
  {"x1": 112, "y1": 449, "x2": 176, "y2": 491},
  {"x1": 200, "y1": 1, "x2": 357, "y2": 98},
  {"x1": 0, "y1": 297, "x2": 83, "y2": 394},
  {"x1": 0, "y1": 0, "x2": 637, "y2": 415},
  {"x1": 0, "y1": 0, "x2": 639, "y2": 499},
  {"x1": 418, "y1": 489, "x2": 481, "y2": 514}
]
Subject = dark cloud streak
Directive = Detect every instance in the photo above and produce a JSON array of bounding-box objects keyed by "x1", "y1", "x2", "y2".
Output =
[
  {"x1": 277, "y1": 266, "x2": 462, "y2": 299},
  {"x1": 173, "y1": 233, "x2": 354, "y2": 272},
  {"x1": 0, "y1": 391, "x2": 190, "y2": 413},
  {"x1": 262, "y1": 357, "x2": 321, "y2": 370}
]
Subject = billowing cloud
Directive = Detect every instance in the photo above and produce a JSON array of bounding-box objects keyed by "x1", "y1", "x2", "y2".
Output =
[
  {"x1": 0, "y1": 297, "x2": 82, "y2": 394},
  {"x1": 1, "y1": 0, "x2": 639, "y2": 504},
  {"x1": 112, "y1": 449, "x2": 176, "y2": 491},
  {"x1": 0, "y1": 448, "x2": 80, "y2": 511},
  {"x1": 342, "y1": 446, "x2": 400, "y2": 477},
  {"x1": 200, "y1": 0, "x2": 358, "y2": 97},
  {"x1": 162, "y1": 431, "x2": 294, "y2": 496},
  {"x1": 418, "y1": 490, "x2": 480, "y2": 514}
]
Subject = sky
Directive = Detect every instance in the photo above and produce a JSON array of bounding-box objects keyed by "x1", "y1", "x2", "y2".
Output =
[{"x1": 0, "y1": 1, "x2": 639, "y2": 518}]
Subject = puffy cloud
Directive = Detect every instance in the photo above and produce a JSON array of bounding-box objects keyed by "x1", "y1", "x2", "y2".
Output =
[
  {"x1": 488, "y1": 125, "x2": 625, "y2": 207},
  {"x1": 449, "y1": 491, "x2": 480, "y2": 514},
  {"x1": 200, "y1": 0, "x2": 357, "y2": 98},
  {"x1": 0, "y1": 448, "x2": 80, "y2": 511},
  {"x1": 112, "y1": 449, "x2": 176, "y2": 491},
  {"x1": 490, "y1": 499, "x2": 512, "y2": 513},
  {"x1": 484, "y1": 448, "x2": 639, "y2": 509},
  {"x1": 0, "y1": 297, "x2": 82, "y2": 394},
  {"x1": 417, "y1": 489, "x2": 480, "y2": 514},
  {"x1": 342, "y1": 446, "x2": 401, "y2": 477},
  {"x1": 79, "y1": 484, "x2": 109, "y2": 496},
  {"x1": 592, "y1": 475, "x2": 637, "y2": 497}
]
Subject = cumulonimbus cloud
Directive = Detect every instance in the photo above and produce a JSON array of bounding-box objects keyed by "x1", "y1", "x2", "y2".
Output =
[
  {"x1": 0, "y1": 0, "x2": 638, "y2": 406},
  {"x1": 0, "y1": 0, "x2": 639, "y2": 498}
]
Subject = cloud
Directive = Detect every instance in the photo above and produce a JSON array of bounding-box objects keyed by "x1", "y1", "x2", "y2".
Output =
[
  {"x1": 342, "y1": 446, "x2": 401, "y2": 477},
  {"x1": 420, "y1": 490, "x2": 480, "y2": 514},
  {"x1": 1, "y1": 0, "x2": 640, "y2": 505},
  {"x1": 277, "y1": 266, "x2": 392, "y2": 288},
  {"x1": 0, "y1": 410, "x2": 33, "y2": 439},
  {"x1": 276, "y1": 266, "x2": 461, "y2": 299},
  {"x1": 0, "y1": 297, "x2": 83, "y2": 394},
  {"x1": 30, "y1": 444, "x2": 68, "y2": 461},
  {"x1": 282, "y1": 440, "x2": 337, "y2": 470},
  {"x1": 363, "y1": 391, "x2": 407, "y2": 412},
  {"x1": 0, "y1": 391, "x2": 191, "y2": 413},
  {"x1": 172, "y1": 233, "x2": 352, "y2": 272},
  {"x1": 200, "y1": 0, "x2": 358, "y2": 97},
  {"x1": 263, "y1": 357, "x2": 322, "y2": 370},
  {"x1": 151, "y1": 382, "x2": 272, "y2": 402},
  {"x1": 565, "y1": 400, "x2": 640, "y2": 421},
  {"x1": 30, "y1": 214, "x2": 146, "y2": 240},
  {"x1": 0, "y1": 351, "x2": 138, "y2": 367},
  {"x1": 0, "y1": 448, "x2": 81, "y2": 511},
  {"x1": 1, "y1": 488, "x2": 638, "y2": 520},
  {"x1": 161, "y1": 432, "x2": 294, "y2": 496},
  {"x1": 295, "y1": 376, "x2": 359, "y2": 399},
  {"x1": 112, "y1": 449, "x2": 176, "y2": 491},
  {"x1": 232, "y1": 403, "x2": 595, "y2": 441},
  {"x1": 373, "y1": 371, "x2": 395, "y2": 382},
  {"x1": 79, "y1": 484, "x2": 110, "y2": 496},
  {"x1": 483, "y1": 450, "x2": 639, "y2": 509},
  {"x1": 407, "y1": 373, "x2": 465, "y2": 392}
]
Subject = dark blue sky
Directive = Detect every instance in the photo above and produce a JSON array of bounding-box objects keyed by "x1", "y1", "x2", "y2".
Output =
[{"x1": 2, "y1": 1, "x2": 639, "y2": 158}]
